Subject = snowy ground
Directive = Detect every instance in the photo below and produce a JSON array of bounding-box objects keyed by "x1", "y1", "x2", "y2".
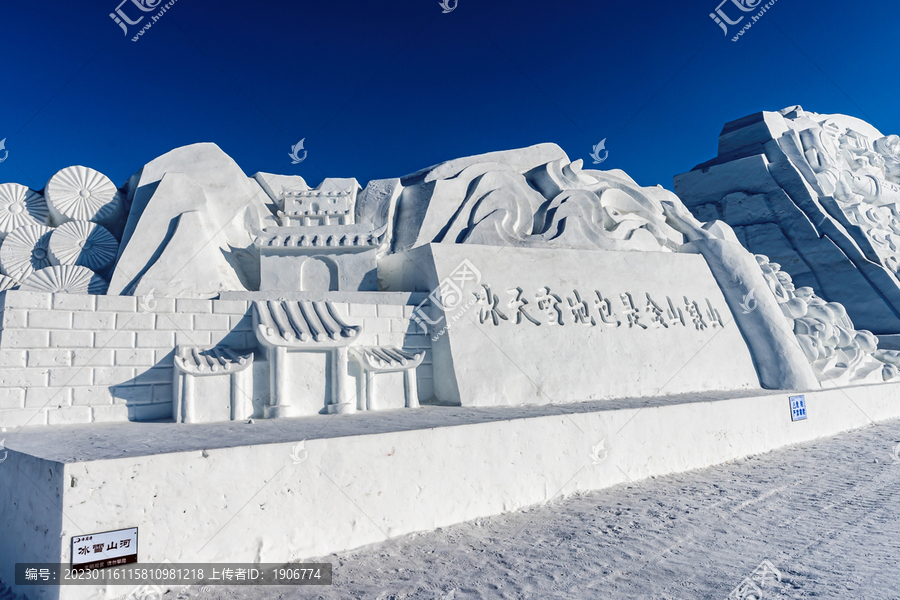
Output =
[
  {"x1": 157, "y1": 417, "x2": 900, "y2": 600},
  {"x1": 8, "y1": 419, "x2": 900, "y2": 600}
]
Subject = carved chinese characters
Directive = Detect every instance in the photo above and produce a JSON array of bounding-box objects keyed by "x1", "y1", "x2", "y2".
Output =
[
  {"x1": 380, "y1": 244, "x2": 762, "y2": 407},
  {"x1": 471, "y1": 284, "x2": 725, "y2": 332}
]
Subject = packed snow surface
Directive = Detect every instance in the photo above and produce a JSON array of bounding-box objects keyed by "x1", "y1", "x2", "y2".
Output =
[{"x1": 139, "y1": 417, "x2": 900, "y2": 599}]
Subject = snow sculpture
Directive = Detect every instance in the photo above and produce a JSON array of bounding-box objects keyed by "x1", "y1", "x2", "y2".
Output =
[
  {"x1": 253, "y1": 299, "x2": 361, "y2": 416},
  {"x1": 390, "y1": 143, "x2": 831, "y2": 391},
  {"x1": 0, "y1": 167, "x2": 125, "y2": 296},
  {"x1": 675, "y1": 106, "x2": 900, "y2": 334},
  {"x1": 394, "y1": 146, "x2": 683, "y2": 253},
  {"x1": 350, "y1": 347, "x2": 425, "y2": 411},
  {"x1": 173, "y1": 346, "x2": 255, "y2": 423},
  {"x1": 0, "y1": 184, "x2": 49, "y2": 238},
  {"x1": 254, "y1": 179, "x2": 387, "y2": 292},
  {"x1": 44, "y1": 165, "x2": 123, "y2": 227},
  {"x1": 755, "y1": 256, "x2": 895, "y2": 384},
  {"x1": 660, "y1": 200, "x2": 820, "y2": 390},
  {"x1": 0, "y1": 274, "x2": 18, "y2": 291},
  {"x1": 109, "y1": 144, "x2": 277, "y2": 297},
  {"x1": 251, "y1": 172, "x2": 308, "y2": 210},
  {"x1": 48, "y1": 220, "x2": 118, "y2": 272},
  {"x1": 0, "y1": 224, "x2": 53, "y2": 281},
  {"x1": 5, "y1": 138, "x2": 900, "y2": 430},
  {"x1": 18, "y1": 265, "x2": 108, "y2": 294}
]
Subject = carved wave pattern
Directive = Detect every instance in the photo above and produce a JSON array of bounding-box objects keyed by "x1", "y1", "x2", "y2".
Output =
[
  {"x1": 842, "y1": 203, "x2": 900, "y2": 274},
  {"x1": 757, "y1": 255, "x2": 895, "y2": 383},
  {"x1": 455, "y1": 159, "x2": 684, "y2": 252}
]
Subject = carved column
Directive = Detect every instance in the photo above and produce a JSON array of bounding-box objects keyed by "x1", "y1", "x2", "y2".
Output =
[
  {"x1": 404, "y1": 370, "x2": 419, "y2": 409},
  {"x1": 266, "y1": 346, "x2": 294, "y2": 418},
  {"x1": 182, "y1": 376, "x2": 195, "y2": 424},
  {"x1": 331, "y1": 347, "x2": 355, "y2": 413},
  {"x1": 231, "y1": 368, "x2": 252, "y2": 421}
]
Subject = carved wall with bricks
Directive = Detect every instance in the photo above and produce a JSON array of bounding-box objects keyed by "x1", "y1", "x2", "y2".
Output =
[{"x1": 0, "y1": 291, "x2": 432, "y2": 428}]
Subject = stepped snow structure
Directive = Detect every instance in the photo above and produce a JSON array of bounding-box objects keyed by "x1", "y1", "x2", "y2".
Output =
[{"x1": 675, "y1": 106, "x2": 900, "y2": 335}]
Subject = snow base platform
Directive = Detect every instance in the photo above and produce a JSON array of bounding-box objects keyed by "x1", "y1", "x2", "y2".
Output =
[{"x1": 4, "y1": 382, "x2": 900, "y2": 600}]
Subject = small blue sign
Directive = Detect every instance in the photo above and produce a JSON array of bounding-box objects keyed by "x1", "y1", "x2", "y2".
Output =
[{"x1": 789, "y1": 395, "x2": 807, "y2": 421}]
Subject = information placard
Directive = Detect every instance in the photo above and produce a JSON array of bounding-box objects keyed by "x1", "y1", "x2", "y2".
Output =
[
  {"x1": 71, "y1": 527, "x2": 138, "y2": 570},
  {"x1": 790, "y1": 395, "x2": 807, "y2": 421}
]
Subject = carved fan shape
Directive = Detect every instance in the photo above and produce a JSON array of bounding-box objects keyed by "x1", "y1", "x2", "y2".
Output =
[
  {"x1": 0, "y1": 184, "x2": 50, "y2": 239},
  {"x1": 48, "y1": 220, "x2": 119, "y2": 271},
  {"x1": 45, "y1": 166, "x2": 123, "y2": 226},
  {"x1": 0, "y1": 274, "x2": 19, "y2": 291},
  {"x1": 19, "y1": 265, "x2": 108, "y2": 295},
  {"x1": 0, "y1": 225, "x2": 53, "y2": 281}
]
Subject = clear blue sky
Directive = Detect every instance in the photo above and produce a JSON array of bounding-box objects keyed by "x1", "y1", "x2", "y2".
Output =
[{"x1": 1, "y1": 0, "x2": 897, "y2": 192}]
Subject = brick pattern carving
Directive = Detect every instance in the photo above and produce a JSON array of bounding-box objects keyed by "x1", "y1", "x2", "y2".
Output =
[{"x1": 0, "y1": 291, "x2": 433, "y2": 427}]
